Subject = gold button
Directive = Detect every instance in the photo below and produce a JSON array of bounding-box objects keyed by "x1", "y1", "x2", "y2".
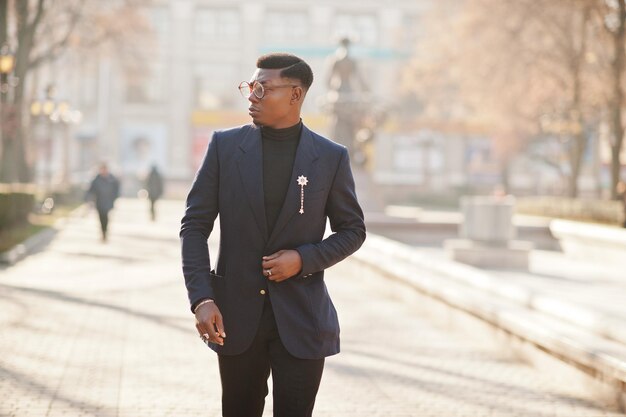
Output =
[{"x1": 260, "y1": 289, "x2": 266, "y2": 295}]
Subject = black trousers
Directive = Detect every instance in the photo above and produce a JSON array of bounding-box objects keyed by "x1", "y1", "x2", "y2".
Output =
[
  {"x1": 149, "y1": 198, "x2": 157, "y2": 221},
  {"x1": 97, "y1": 209, "x2": 109, "y2": 238},
  {"x1": 218, "y1": 298, "x2": 325, "y2": 417}
]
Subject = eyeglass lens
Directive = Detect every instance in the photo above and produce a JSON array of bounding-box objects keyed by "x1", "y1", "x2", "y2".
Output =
[{"x1": 238, "y1": 82, "x2": 264, "y2": 99}]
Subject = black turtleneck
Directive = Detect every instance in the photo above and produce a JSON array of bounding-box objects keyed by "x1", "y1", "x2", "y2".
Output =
[{"x1": 262, "y1": 120, "x2": 302, "y2": 234}]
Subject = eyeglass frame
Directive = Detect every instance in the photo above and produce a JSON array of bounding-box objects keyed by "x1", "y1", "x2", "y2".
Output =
[{"x1": 238, "y1": 81, "x2": 300, "y2": 100}]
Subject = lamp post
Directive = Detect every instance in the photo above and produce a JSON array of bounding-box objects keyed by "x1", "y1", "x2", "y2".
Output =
[
  {"x1": 0, "y1": 43, "x2": 15, "y2": 97},
  {"x1": 0, "y1": 43, "x2": 15, "y2": 146},
  {"x1": 0, "y1": 43, "x2": 17, "y2": 183}
]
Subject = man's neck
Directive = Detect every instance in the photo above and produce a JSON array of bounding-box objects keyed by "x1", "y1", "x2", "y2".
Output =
[
  {"x1": 261, "y1": 120, "x2": 302, "y2": 141},
  {"x1": 261, "y1": 113, "x2": 302, "y2": 129}
]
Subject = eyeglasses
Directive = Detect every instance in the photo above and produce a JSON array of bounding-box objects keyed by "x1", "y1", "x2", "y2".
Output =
[{"x1": 238, "y1": 81, "x2": 298, "y2": 99}]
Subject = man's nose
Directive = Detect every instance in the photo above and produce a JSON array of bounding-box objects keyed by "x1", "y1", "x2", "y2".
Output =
[{"x1": 247, "y1": 90, "x2": 259, "y2": 103}]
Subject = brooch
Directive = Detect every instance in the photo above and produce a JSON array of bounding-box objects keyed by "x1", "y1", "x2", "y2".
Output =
[{"x1": 297, "y1": 175, "x2": 308, "y2": 214}]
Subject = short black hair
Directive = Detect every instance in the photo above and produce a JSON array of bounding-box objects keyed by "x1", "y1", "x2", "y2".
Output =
[{"x1": 256, "y1": 53, "x2": 314, "y2": 90}]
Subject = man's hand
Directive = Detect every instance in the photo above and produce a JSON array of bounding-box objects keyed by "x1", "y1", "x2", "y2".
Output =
[
  {"x1": 261, "y1": 249, "x2": 302, "y2": 282},
  {"x1": 195, "y1": 302, "x2": 226, "y2": 346}
]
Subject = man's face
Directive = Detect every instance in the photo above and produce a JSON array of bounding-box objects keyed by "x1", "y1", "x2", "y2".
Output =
[{"x1": 246, "y1": 68, "x2": 300, "y2": 129}]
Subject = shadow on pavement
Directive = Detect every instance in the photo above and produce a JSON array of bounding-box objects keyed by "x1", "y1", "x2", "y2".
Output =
[{"x1": 0, "y1": 283, "x2": 191, "y2": 335}]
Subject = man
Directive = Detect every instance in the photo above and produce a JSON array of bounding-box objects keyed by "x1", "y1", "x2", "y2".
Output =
[
  {"x1": 180, "y1": 53, "x2": 366, "y2": 417},
  {"x1": 86, "y1": 163, "x2": 120, "y2": 242},
  {"x1": 145, "y1": 165, "x2": 164, "y2": 221}
]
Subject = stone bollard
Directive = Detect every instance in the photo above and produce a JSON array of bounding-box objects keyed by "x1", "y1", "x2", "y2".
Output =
[
  {"x1": 445, "y1": 195, "x2": 533, "y2": 269},
  {"x1": 460, "y1": 196, "x2": 516, "y2": 243}
]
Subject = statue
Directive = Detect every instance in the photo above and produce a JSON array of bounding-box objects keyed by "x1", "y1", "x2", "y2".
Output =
[
  {"x1": 327, "y1": 37, "x2": 366, "y2": 95},
  {"x1": 324, "y1": 37, "x2": 386, "y2": 211},
  {"x1": 326, "y1": 37, "x2": 369, "y2": 161}
]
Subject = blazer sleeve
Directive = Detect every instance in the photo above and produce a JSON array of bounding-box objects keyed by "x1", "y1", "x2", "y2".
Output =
[
  {"x1": 180, "y1": 133, "x2": 220, "y2": 311},
  {"x1": 295, "y1": 147, "x2": 366, "y2": 276}
]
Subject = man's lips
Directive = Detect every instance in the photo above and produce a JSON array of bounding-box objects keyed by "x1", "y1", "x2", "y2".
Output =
[{"x1": 248, "y1": 106, "x2": 259, "y2": 116}]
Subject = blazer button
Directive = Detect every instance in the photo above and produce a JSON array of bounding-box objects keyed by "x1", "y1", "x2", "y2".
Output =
[{"x1": 260, "y1": 289, "x2": 266, "y2": 295}]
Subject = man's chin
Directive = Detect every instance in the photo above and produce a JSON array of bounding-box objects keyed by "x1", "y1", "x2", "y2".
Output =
[{"x1": 250, "y1": 115, "x2": 263, "y2": 126}]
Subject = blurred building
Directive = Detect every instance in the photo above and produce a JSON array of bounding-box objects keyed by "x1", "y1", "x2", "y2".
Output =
[
  {"x1": 37, "y1": 0, "x2": 429, "y2": 196},
  {"x1": 27, "y1": 0, "x2": 624, "y2": 202}
]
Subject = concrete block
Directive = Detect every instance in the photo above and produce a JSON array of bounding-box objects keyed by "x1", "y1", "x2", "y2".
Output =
[
  {"x1": 460, "y1": 196, "x2": 516, "y2": 243},
  {"x1": 444, "y1": 238, "x2": 533, "y2": 269}
]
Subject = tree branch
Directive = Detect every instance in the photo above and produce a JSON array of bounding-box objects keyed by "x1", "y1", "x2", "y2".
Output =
[
  {"x1": 29, "y1": 0, "x2": 46, "y2": 32},
  {"x1": 27, "y1": 1, "x2": 85, "y2": 70}
]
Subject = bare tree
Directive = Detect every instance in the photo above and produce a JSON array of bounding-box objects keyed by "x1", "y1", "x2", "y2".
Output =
[
  {"x1": 0, "y1": 0, "x2": 151, "y2": 183},
  {"x1": 405, "y1": 0, "x2": 599, "y2": 197},
  {"x1": 592, "y1": 0, "x2": 626, "y2": 199}
]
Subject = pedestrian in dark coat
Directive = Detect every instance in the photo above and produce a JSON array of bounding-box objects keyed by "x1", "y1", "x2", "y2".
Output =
[
  {"x1": 86, "y1": 163, "x2": 120, "y2": 241},
  {"x1": 145, "y1": 165, "x2": 164, "y2": 221}
]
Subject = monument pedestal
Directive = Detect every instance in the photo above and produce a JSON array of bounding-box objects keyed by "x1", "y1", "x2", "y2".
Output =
[
  {"x1": 445, "y1": 196, "x2": 533, "y2": 269},
  {"x1": 444, "y1": 239, "x2": 533, "y2": 269}
]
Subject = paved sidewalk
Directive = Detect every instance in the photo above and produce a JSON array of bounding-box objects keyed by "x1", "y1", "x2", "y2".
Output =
[
  {"x1": 428, "y1": 246, "x2": 624, "y2": 314},
  {"x1": 375, "y1": 224, "x2": 626, "y2": 345},
  {"x1": 367, "y1": 205, "x2": 626, "y2": 346},
  {"x1": 0, "y1": 199, "x2": 624, "y2": 416}
]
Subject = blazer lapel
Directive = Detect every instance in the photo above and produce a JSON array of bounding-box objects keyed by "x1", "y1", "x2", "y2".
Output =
[
  {"x1": 267, "y1": 125, "x2": 320, "y2": 246},
  {"x1": 237, "y1": 125, "x2": 269, "y2": 241}
]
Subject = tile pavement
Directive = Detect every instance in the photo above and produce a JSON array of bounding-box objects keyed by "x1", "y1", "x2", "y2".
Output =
[{"x1": 0, "y1": 198, "x2": 623, "y2": 417}]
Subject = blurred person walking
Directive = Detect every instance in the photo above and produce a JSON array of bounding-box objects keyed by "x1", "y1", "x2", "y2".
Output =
[
  {"x1": 86, "y1": 163, "x2": 120, "y2": 242},
  {"x1": 180, "y1": 53, "x2": 366, "y2": 417},
  {"x1": 145, "y1": 165, "x2": 164, "y2": 221}
]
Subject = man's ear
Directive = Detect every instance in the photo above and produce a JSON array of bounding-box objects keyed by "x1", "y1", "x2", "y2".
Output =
[{"x1": 291, "y1": 87, "x2": 304, "y2": 104}]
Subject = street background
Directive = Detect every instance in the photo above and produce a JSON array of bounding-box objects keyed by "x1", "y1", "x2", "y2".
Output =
[{"x1": 2, "y1": 1, "x2": 626, "y2": 416}]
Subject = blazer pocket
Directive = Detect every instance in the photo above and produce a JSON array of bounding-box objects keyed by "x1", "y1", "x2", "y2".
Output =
[
  {"x1": 209, "y1": 269, "x2": 224, "y2": 279},
  {"x1": 210, "y1": 270, "x2": 226, "y2": 291}
]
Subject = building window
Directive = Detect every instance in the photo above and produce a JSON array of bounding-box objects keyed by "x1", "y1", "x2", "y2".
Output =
[
  {"x1": 194, "y1": 9, "x2": 240, "y2": 43},
  {"x1": 125, "y1": 63, "x2": 166, "y2": 104},
  {"x1": 335, "y1": 13, "x2": 378, "y2": 46},
  {"x1": 193, "y1": 63, "x2": 239, "y2": 109},
  {"x1": 146, "y1": 7, "x2": 170, "y2": 48},
  {"x1": 264, "y1": 11, "x2": 309, "y2": 42}
]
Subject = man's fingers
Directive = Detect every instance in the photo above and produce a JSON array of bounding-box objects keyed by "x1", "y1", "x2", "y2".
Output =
[
  {"x1": 197, "y1": 321, "x2": 219, "y2": 344},
  {"x1": 196, "y1": 310, "x2": 225, "y2": 346},
  {"x1": 208, "y1": 314, "x2": 224, "y2": 345},
  {"x1": 215, "y1": 313, "x2": 226, "y2": 338},
  {"x1": 195, "y1": 321, "x2": 205, "y2": 335},
  {"x1": 262, "y1": 264, "x2": 282, "y2": 281},
  {"x1": 262, "y1": 250, "x2": 284, "y2": 261},
  {"x1": 261, "y1": 259, "x2": 276, "y2": 269},
  {"x1": 262, "y1": 257, "x2": 282, "y2": 272},
  {"x1": 267, "y1": 272, "x2": 280, "y2": 281}
]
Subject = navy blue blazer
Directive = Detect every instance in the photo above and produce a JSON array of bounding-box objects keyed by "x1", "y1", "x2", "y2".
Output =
[{"x1": 180, "y1": 123, "x2": 366, "y2": 359}]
